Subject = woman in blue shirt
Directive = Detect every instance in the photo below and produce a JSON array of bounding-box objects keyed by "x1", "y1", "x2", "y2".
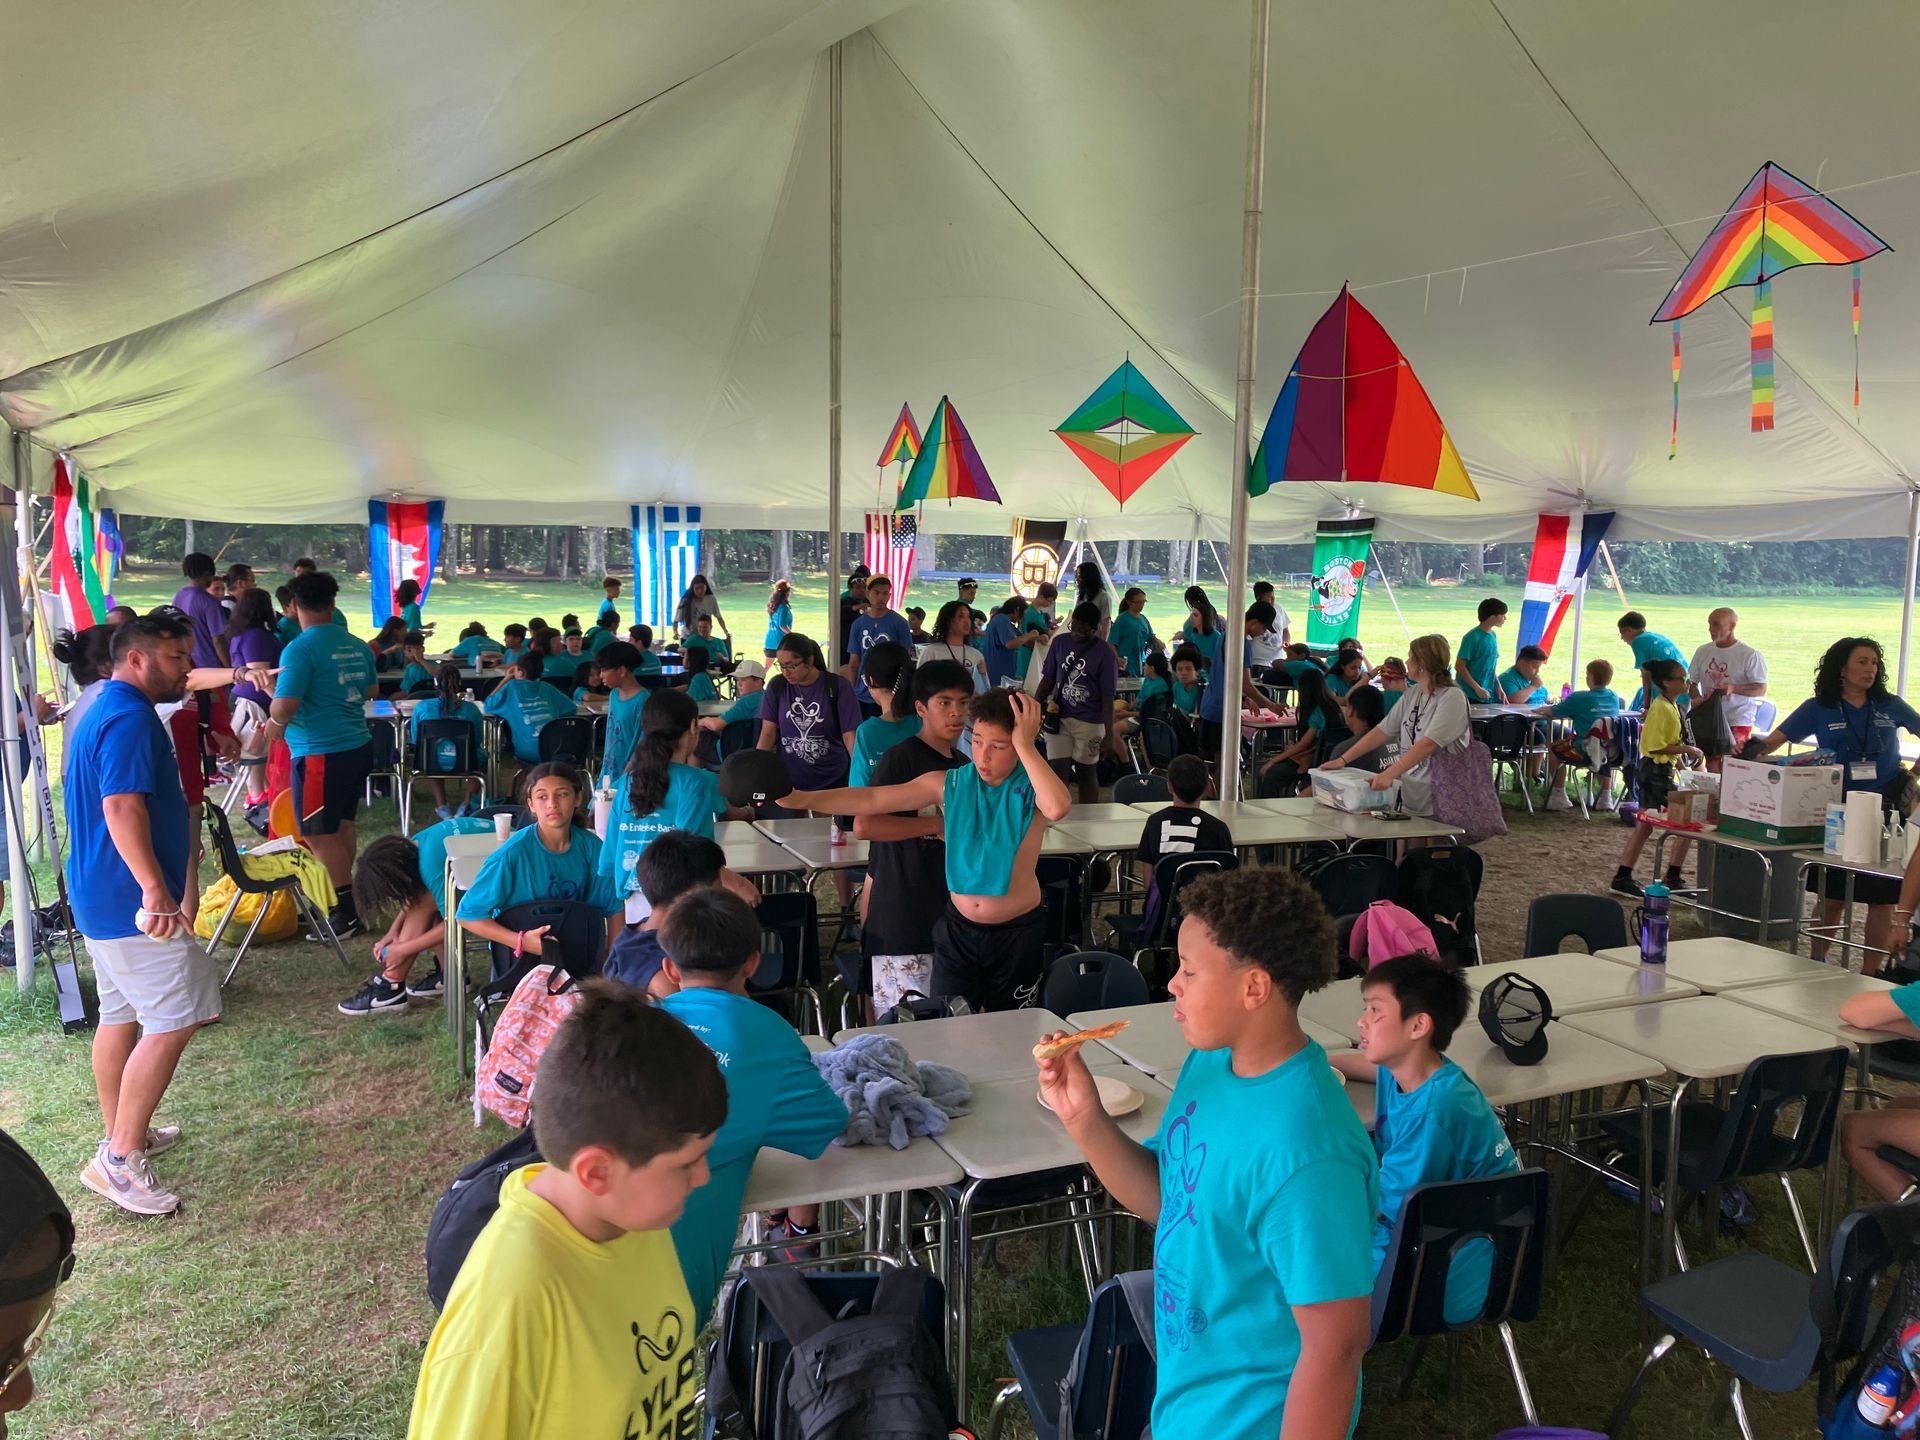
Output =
[
  {"x1": 454, "y1": 761, "x2": 623, "y2": 962},
  {"x1": 1755, "y1": 636, "x2": 1920, "y2": 973},
  {"x1": 409, "y1": 663, "x2": 486, "y2": 820},
  {"x1": 763, "y1": 580, "x2": 793, "y2": 661}
]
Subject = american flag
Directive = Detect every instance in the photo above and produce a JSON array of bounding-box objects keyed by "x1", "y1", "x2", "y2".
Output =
[{"x1": 864, "y1": 511, "x2": 916, "y2": 600}]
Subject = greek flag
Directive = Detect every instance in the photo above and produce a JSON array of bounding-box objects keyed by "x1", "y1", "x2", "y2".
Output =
[{"x1": 632, "y1": 503, "x2": 702, "y2": 633}]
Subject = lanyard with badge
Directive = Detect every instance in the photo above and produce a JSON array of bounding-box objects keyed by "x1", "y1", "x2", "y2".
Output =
[{"x1": 1844, "y1": 702, "x2": 1881, "y2": 785}]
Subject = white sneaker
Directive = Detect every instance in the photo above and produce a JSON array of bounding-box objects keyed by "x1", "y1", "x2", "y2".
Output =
[
  {"x1": 81, "y1": 1147, "x2": 181, "y2": 1216},
  {"x1": 1545, "y1": 790, "x2": 1574, "y2": 812},
  {"x1": 103, "y1": 1126, "x2": 182, "y2": 1158}
]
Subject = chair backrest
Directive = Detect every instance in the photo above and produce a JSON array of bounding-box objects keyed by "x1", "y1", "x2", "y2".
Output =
[
  {"x1": 1112, "y1": 772, "x2": 1171, "y2": 805},
  {"x1": 749, "y1": 889, "x2": 820, "y2": 999},
  {"x1": 1041, "y1": 951, "x2": 1150, "y2": 1015},
  {"x1": 1396, "y1": 846, "x2": 1483, "y2": 966},
  {"x1": 367, "y1": 719, "x2": 400, "y2": 769},
  {"x1": 718, "y1": 717, "x2": 758, "y2": 758},
  {"x1": 1522, "y1": 893, "x2": 1631, "y2": 956},
  {"x1": 1690, "y1": 1047, "x2": 1850, "y2": 1191},
  {"x1": 543, "y1": 675, "x2": 574, "y2": 702},
  {"x1": 200, "y1": 801, "x2": 263, "y2": 889},
  {"x1": 537, "y1": 714, "x2": 595, "y2": 765},
  {"x1": 472, "y1": 803, "x2": 533, "y2": 830},
  {"x1": 1311, "y1": 853, "x2": 1399, "y2": 919},
  {"x1": 414, "y1": 718, "x2": 476, "y2": 775},
  {"x1": 486, "y1": 899, "x2": 608, "y2": 984},
  {"x1": 1146, "y1": 851, "x2": 1237, "y2": 944},
  {"x1": 1752, "y1": 698, "x2": 1779, "y2": 735},
  {"x1": 1482, "y1": 712, "x2": 1529, "y2": 760},
  {"x1": 1140, "y1": 717, "x2": 1179, "y2": 771},
  {"x1": 1063, "y1": 1273, "x2": 1158, "y2": 1440},
  {"x1": 407, "y1": 681, "x2": 438, "y2": 697},
  {"x1": 1037, "y1": 855, "x2": 1087, "y2": 950},
  {"x1": 1164, "y1": 708, "x2": 1200, "y2": 757},
  {"x1": 1371, "y1": 1168, "x2": 1551, "y2": 1344},
  {"x1": 1813, "y1": 1202, "x2": 1920, "y2": 1392}
]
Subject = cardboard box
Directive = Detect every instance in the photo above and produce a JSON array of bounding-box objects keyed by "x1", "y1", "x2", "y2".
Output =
[
  {"x1": 1715, "y1": 758, "x2": 1842, "y2": 845},
  {"x1": 1663, "y1": 789, "x2": 1706, "y2": 826}
]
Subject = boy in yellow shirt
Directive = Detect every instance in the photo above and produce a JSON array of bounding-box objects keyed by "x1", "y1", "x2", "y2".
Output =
[
  {"x1": 409, "y1": 982, "x2": 728, "y2": 1440},
  {"x1": 1610, "y1": 658, "x2": 1703, "y2": 898}
]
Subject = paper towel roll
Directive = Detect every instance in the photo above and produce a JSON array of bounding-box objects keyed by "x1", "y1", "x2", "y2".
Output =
[{"x1": 1842, "y1": 789, "x2": 1882, "y2": 865}]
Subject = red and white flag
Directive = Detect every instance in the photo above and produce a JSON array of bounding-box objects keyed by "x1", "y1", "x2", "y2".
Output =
[
  {"x1": 864, "y1": 511, "x2": 916, "y2": 600},
  {"x1": 1517, "y1": 510, "x2": 1614, "y2": 656}
]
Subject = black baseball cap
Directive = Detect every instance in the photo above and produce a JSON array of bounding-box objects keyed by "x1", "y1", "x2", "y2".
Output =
[
  {"x1": 718, "y1": 749, "x2": 793, "y2": 809},
  {"x1": 0, "y1": 1128, "x2": 74, "y2": 1304},
  {"x1": 1479, "y1": 974, "x2": 1552, "y2": 1066},
  {"x1": 957, "y1": 577, "x2": 978, "y2": 589}
]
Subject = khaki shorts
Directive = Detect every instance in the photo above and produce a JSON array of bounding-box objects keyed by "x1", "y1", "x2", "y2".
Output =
[
  {"x1": 1058, "y1": 717, "x2": 1106, "y2": 766},
  {"x1": 86, "y1": 931, "x2": 222, "y2": 1034}
]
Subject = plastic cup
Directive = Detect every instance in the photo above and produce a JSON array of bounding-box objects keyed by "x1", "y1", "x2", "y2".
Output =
[{"x1": 493, "y1": 813, "x2": 513, "y2": 841}]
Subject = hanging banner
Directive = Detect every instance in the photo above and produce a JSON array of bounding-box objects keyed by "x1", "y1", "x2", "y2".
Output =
[
  {"x1": 1010, "y1": 519, "x2": 1069, "y2": 599},
  {"x1": 1306, "y1": 516, "x2": 1376, "y2": 650},
  {"x1": 1516, "y1": 510, "x2": 1615, "y2": 656},
  {"x1": 367, "y1": 499, "x2": 445, "y2": 627},
  {"x1": 631, "y1": 503, "x2": 701, "y2": 633},
  {"x1": 49, "y1": 457, "x2": 93, "y2": 631}
]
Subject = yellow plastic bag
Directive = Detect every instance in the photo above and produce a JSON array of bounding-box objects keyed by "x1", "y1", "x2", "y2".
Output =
[{"x1": 194, "y1": 875, "x2": 299, "y2": 944}]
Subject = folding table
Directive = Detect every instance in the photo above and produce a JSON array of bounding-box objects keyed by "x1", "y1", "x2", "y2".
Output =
[{"x1": 1593, "y1": 936, "x2": 1832, "y2": 993}]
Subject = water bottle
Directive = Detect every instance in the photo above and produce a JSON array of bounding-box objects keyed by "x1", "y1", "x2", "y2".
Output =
[
  {"x1": 829, "y1": 818, "x2": 846, "y2": 847},
  {"x1": 1636, "y1": 881, "x2": 1669, "y2": 966},
  {"x1": 1856, "y1": 1364, "x2": 1901, "y2": 1428},
  {"x1": 1561, "y1": 683, "x2": 1573, "y2": 701}
]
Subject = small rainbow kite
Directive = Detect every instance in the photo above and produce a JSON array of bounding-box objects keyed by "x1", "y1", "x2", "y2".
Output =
[
  {"x1": 1653, "y1": 161, "x2": 1889, "y2": 444},
  {"x1": 897, "y1": 396, "x2": 1000, "y2": 509},
  {"x1": 1247, "y1": 286, "x2": 1477, "y2": 501},
  {"x1": 876, "y1": 403, "x2": 922, "y2": 470},
  {"x1": 1053, "y1": 360, "x2": 1196, "y2": 507}
]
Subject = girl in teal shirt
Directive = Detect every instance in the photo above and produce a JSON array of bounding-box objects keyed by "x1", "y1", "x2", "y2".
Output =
[
  {"x1": 764, "y1": 580, "x2": 794, "y2": 659},
  {"x1": 685, "y1": 647, "x2": 721, "y2": 703},
  {"x1": 1109, "y1": 587, "x2": 1158, "y2": 677},
  {"x1": 408, "y1": 663, "x2": 486, "y2": 819},
  {"x1": 454, "y1": 762, "x2": 622, "y2": 960},
  {"x1": 598, "y1": 691, "x2": 745, "y2": 913}
]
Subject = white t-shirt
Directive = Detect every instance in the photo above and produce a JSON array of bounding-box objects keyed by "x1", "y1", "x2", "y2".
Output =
[
  {"x1": 1687, "y1": 639, "x2": 1768, "y2": 728},
  {"x1": 1391, "y1": 683, "x2": 1472, "y2": 816},
  {"x1": 1248, "y1": 629, "x2": 1283, "y2": 668},
  {"x1": 915, "y1": 641, "x2": 988, "y2": 693}
]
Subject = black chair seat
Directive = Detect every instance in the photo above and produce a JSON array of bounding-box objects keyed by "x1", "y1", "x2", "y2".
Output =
[
  {"x1": 1004, "y1": 1324, "x2": 1083, "y2": 1440},
  {"x1": 1107, "y1": 913, "x2": 1149, "y2": 951},
  {"x1": 1640, "y1": 1253, "x2": 1819, "y2": 1391}
]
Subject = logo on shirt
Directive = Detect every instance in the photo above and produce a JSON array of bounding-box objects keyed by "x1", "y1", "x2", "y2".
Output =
[
  {"x1": 1056, "y1": 649, "x2": 1094, "y2": 710},
  {"x1": 628, "y1": 1307, "x2": 696, "y2": 1437},
  {"x1": 783, "y1": 695, "x2": 832, "y2": 766},
  {"x1": 1154, "y1": 1101, "x2": 1211, "y2": 1353},
  {"x1": 1155, "y1": 816, "x2": 1208, "y2": 857}
]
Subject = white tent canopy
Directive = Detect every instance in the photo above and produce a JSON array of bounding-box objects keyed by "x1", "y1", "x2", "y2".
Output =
[{"x1": 5, "y1": 0, "x2": 1920, "y2": 541}]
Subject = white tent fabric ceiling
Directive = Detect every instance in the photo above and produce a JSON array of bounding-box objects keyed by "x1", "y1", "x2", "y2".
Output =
[{"x1": 3, "y1": 0, "x2": 1919, "y2": 542}]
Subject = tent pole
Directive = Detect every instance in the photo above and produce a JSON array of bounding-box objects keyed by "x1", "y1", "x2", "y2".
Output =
[
  {"x1": 6, "y1": 434, "x2": 37, "y2": 990},
  {"x1": 1372, "y1": 550, "x2": 1414, "y2": 643},
  {"x1": 826, "y1": 40, "x2": 845, "y2": 662},
  {"x1": 1219, "y1": 0, "x2": 1271, "y2": 800},
  {"x1": 1899, "y1": 488, "x2": 1920, "y2": 696},
  {"x1": 1568, "y1": 576, "x2": 1588, "y2": 694}
]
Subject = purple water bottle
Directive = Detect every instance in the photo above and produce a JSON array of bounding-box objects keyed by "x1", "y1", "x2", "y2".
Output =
[
  {"x1": 1561, "y1": 683, "x2": 1573, "y2": 700},
  {"x1": 1636, "y1": 881, "x2": 1669, "y2": 965}
]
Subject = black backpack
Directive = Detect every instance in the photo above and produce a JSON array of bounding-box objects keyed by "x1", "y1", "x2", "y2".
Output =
[
  {"x1": 425, "y1": 1127, "x2": 542, "y2": 1310},
  {"x1": 1397, "y1": 847, "x2": 1480, "y2": 969},
  {"x1": 707, "y1": 1267, "x2": 956, "y2": 1439}
]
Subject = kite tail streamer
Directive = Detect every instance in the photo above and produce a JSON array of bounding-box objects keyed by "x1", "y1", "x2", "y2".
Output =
[
  {"x1": 1669, "y1": 322, "x2": 1682, "y2": 459},
  {"x1": 1750, "y1": 279, "x2": 1775, "y2": 432},
  {"x1": 1853, "y1": 262, "x2": 1863, "y2": 418}
]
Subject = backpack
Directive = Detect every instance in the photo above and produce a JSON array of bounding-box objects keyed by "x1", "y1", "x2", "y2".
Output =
[
  {"x1": 1348, "y1": 900, "x2": 1440, "y2": 968},
  {"x1": 1398, "y1": 850, "x2": 1480, "y2": 969},
  {"x1": 475, "y1": 964, "x2": 581, "y2": 1128},
  {"x1": 707, "y1": 1267, "x2": 956, "y2": 1439},
  {"x1": 425, "y1": 1126, "x2": 542, "y2": 1310}
]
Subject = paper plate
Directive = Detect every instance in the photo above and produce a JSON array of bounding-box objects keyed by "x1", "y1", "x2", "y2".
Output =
[{"x1": 1038, "y1": 1073, "x2": 1143, "y2": 1118}]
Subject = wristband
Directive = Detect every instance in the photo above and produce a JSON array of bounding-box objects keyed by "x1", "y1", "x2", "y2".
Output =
[{"x1": 513, "y1": 929, "x2": 525, "y2": 957}]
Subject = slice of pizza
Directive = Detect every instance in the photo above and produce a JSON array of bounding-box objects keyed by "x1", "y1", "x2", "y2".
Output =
[{"x1": 1031, "y1": 1019, "x2": 1131, "y2": 1061}]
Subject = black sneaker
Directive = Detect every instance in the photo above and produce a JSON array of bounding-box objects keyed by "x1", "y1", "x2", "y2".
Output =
[
  {"x1": 1609, "y1": 873, "x2": 1644, "y2": 899},
  {"x1": 337, "y1": 975, "x2": 409, "y2": 1016},
  {"x1": 308, "y1": 914, "x2": 365, "y2": 942},
  {"x1": 406, "y1": 966, "x2": 446, "y2": 1000},
  {"x1": 774, "y1": 1220, "x2": 821, "y2": 1265}
]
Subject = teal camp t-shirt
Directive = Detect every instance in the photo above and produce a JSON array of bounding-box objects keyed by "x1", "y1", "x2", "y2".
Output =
[
  {"x1": 413, "y1": 815, "x2": 493, "y2": 915},
  {"x1": 688, "y1": 672, "x2": 720, "y2": 703},
  {"x1": 941, "y1": 765, "x2": 1036, "y2": 896},
  {"x1": 1145, "y1": 1041, "x2": 1378, "y2": 1439},
  {"x1": 661, "y1": 987, "x2": 849, "y2": 1323},
  {"x1": 400, "y1": 661, "x2": 434, "y2": 692},
  {"x1": 543, "y1": 651, "x2": 583, "y2": 686},
  {"x1": 483, "y1": 678, "x2": 575, "y2": 763},
  {"x1": 1629, "y1": 630, "x2": 1685, "y2": 669},
  {"x1": 1552, "y1": 686, "x2": 1623, "y2": 735},
  {"x1": 276, "y1": 615, "x2": 302, "y2": 645},
  {"x1": 1017, "y1": 607, "x2": 1052, "y2": 678},
  {"x1": 684, "y1": 633, "x2": 731, "y2": 664},
  {"x1": 1457, "y1": 626, "x2": 1499, "y2": 698},
  {"x1": 1371, "y1": 1057, "x2": 1518, "y2": 1324},
  {"x1": 1110, "y1": 610, "x2": 1153, "y2": 677},
  {"x1": 454, "y1": 823, "x2": 621, "y2": 922},
  {"x1": 601, "y1": 687, "x2": 648, "y2": 781},
  {"x1": 1170, "y1": 679, "x2": 1201, "y2": 715},
  {"x1": 399, "y1": 601, "x2": 424, "y2": 629},
  {"x1": 636, "y1": 649, "x2": 663, "y2": 675},
  {"x1": 273, "y1": 625, "x2": 376, "y2": 757},
  {"x1": 1496, "y1": 668, "x2": 1548, "y2": 706},
  {"x1": 599, "y1": 764, "x2": 727, "y2": 900},
  {"x1": 449, "y1": 632, "x2": 498, "y2": 662},
  {"x1": 764, "y1": 602, "x2": 792, "y2": 653},
  {"x1": 1893, "y1": 981, "x2": 1920, "y2": 1028},
  {"x1": 1135, "y1": 675, "x2": 1172, "y2": 711},
  {"x1": 850, "y1": 714, "x2": 922, "y2": 787},
  {"x1": 409, "y1": 697, "x2": 486, "y2": 768},
  {"x1": 722, "y1": 690, "x2": 762, "y2": 724},
  {"x1": 597, "y1": 597, "x2": 618, "y2": 627}
]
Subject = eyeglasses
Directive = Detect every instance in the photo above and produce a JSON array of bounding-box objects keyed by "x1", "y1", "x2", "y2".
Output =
[{"x1": 0, "y1": 1301, "x2": 59, "y2": 1400}]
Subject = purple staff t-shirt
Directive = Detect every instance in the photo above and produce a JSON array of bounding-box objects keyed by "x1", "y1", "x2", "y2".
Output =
[
  {"x1": 172, "y1": 583, "x2": 228, "y2": 669},
  {"x1": 228, "y1": 626, "x2": 283, "y2": 706},
  {"x1": 759, "y1": 673, "x2": 861, "y2": 789},
  {"x1": 1043, "y1": 634, "x2": 1118, "y2": 724}
]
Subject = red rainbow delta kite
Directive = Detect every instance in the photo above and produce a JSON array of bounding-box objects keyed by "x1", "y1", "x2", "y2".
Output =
[
  {"x1": 876, "y1": 403, "x2": 922, "y2": 470},
  {"x1": 1052, "y1": 359, "x2": 1196, "y2": 506},
  {"x1": 1247, "y1": 286, "x2": 1476, "y2": 501},
  {"x1": 1653, "y1": 161, "x2": 1889, "y2": 444},
  {"x1": 897, "y1": 396, "x2": 1000, "y2": 508}
]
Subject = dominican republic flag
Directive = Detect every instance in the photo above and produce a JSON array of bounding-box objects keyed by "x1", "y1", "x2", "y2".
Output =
[
  {"x1": 864, "y1": 511, "x2": 916, "y2": 600},
  {"x1": 1516, "y1": 510, "x2": 1614, "y2": 656},
  {"x1": 368, "y1": 499, "x2": 445, "y2": 627},
  {"x1": 632, "y1": 504, "x2": 702, "y2": 633}
]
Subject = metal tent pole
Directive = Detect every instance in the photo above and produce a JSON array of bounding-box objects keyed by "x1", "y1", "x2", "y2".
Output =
[
  {"x1": 1218, "y1": 0, "x2": 1272, "y2": 799},
  {"x1": 826, "y1": 41, "x2": 845, "y2": 662},
  {"x1": 6, "y1": 434, "x2": 38, "y2": 989},
  {"x1": 1568, "y1": 577, "x2": 1588, "y2": 694},
  {"x1": 1900, "y1": 488, "x2": 1920, "y2": 696}
]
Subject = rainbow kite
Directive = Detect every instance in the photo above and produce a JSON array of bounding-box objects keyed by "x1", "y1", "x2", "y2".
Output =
[
  {"x1": 876, "y1": 403, "x2": 922, "y2": 469},
  {"x1": 1247, "y1": 286, "x2": 1477, "y2": 501},
  {"x1": 1653, "y1": 161, "x2": 1889, "y2": 442},
  {"x1": 1053, "y1": 360, "x2": 1196, "y2": 506},
  {"x1": 896, "y1": 396, "x2": 1000, "y2": 509}
]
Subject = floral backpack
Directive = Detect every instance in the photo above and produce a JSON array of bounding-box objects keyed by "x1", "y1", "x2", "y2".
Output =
[{"x1": 474, "y1": 964, "x2": 581, "y2": 1128}]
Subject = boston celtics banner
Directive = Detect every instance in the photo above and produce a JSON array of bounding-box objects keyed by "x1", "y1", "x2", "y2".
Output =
[{"x1": 1306, "y1": 516, "x2": 1376, "y2": 649}]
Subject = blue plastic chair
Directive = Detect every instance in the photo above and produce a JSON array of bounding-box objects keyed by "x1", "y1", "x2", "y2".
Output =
[
  {"x1": 1111, "y1": 772, "x2": 1170, "y2": 805},
  {"x1": 985, "y1": 1272, "x2": 1156, "y2": 1440},
  {"x1": 750, "y1": 889, "x2": 827, "y2": 1035}
]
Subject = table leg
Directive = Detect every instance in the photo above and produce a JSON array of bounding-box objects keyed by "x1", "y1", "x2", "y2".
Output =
[
  {"x1": 1636, "y1": 1080, "x2": 1655, "y2": 1293},
  {"x1": 1662, "y1": 1079, "x2": 1691, "y2": 1276},
  {"x1": 952, "y1": 1179, "x2": 981, "y2": 1423},
  {"x1": 446, "y1": 861, "x2": 467, "y2": 1075}
]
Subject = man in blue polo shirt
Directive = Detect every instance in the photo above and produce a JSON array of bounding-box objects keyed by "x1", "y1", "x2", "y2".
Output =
[{"x1": 270, "y1": 571, "x2": 378, "y2": 936}]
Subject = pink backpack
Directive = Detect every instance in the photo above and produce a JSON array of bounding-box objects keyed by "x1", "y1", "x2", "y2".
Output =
[
  {"x1": 475, "y1": 964, "x2": 581, "y2": 1128},
  {"x1": 1348, "y1": 900, "x2": 1440, "y2": 968}
]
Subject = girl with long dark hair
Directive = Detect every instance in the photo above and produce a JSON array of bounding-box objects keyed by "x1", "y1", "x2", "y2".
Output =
[
  {"x1": 600, "y1": 690, "x2": 748, "y2": 917},
  {"x1": 764, "y1": 579, "x2": 794, "y2": 661},
  {"x1": 916, "y1": 600, "x2": 988, "y2": 692}
]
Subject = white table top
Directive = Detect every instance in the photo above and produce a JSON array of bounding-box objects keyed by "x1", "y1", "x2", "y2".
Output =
[
  {"x1": 1041, "y1": 826, "x2": 1099, "y2": 856},
  {"x1": 1297, "y1": 976, "x2": 1370, "y2": 1043},
  {"x1": 721, "y1": 832, "x2": 806, "y2": 875},
  {"x1": 754, "y1": 816, "x2": 837, "y2": 844},
  {"x1": 743, "y1": 1136, "x2": 964, "y2": 1213},
  {"x1": 1722, "y1": 972, "x2": 1905, "y2": 1049},
  {"x1": 1462, "y1": 954, "x2": 1702, "y2": 1014},
  {"x1": 1051, "y1": 817, "x2": 1152, "y2": 852},
  {"x1": 932, "y1": 1063, "x2": 1172, "y2": 1182},
  {"x1": 1442, "y1": 1023, "x2": 1665, "y2": 1108},
  {"x1": 754, "y1": 817, "x2": 868, "y2": 869},
  {"x1": 834, "y1": 1009, "x2": 1072, "y2": 1080},
  {"x1": 1066, "y1": 1002, "x2": 1352, "y2": 1076},
  {"x1": 1068, "y1": 802, "x2": 1159, "y2": 825},
  {"x1": 1305, "y1": 809, "x2": 1463, "y2": 844},
  {"x1": 1561, "y1": 995, "x2": 1843, "y2": 1080},
  {"x1": 444, "y1": 831, "x2": 506, "y2": 890},
  {"x1": 1594, "y1": 937, "x2": 1834, "y2": 993},
  {"x1": 1244, "y1": 796, "x2": 1323, "y2": 817}
]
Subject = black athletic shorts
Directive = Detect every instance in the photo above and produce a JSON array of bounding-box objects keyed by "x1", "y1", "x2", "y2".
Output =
[
  {"x1": 931, "y1": 902, "x2": 1045, "y2": 1013},
  {"x1": 292, "y1": 741, "x2": 375, "y2": 836}
]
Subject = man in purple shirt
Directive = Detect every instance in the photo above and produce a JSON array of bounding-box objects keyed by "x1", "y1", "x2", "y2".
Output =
[{"x1": 171, "y1": 552, "x2": 229, "y2": 668}]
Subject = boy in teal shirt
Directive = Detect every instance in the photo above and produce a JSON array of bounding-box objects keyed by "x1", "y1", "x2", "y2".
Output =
[
  {"x1": 1169, "y1": 647, "x2": 1204, "y2": 716},
  {"x1": 448, "y1": 623, "x2": 500, "y2": 663},
  {"x1": 700, "y1": 661, "x2": 766, "y2": 734},
  {"x1": 682, "y1": 613, "x2": 731, "y2": 665},
  {"x1": 1619, "y1": 609, "x2": 1686, "y2": 708},
  {"x1": 483, "y1": 653, "x2": 577, "y2": 765},
  {"x1": 656, "y1": 888, "x2": 848, "y2": 1322},
  {"x1": 1544, "y1": 657, "x2": 1625, "y2": 811},
  {"x1": 594, "y1": 642, "x2": 649, "y2": 784},
  {"x1": 1038, "y1": 866, "x2": 1376, "y2": 1438},
  {"x1": 1455, "y1": 596, "x2": 1506, "y2": 701},
  {"x1": 597, "y1": 576, "x2": 621, "y2": 628},
  {"x1": 1330, "y1": 956, "x2": 1516, "y2": 1323},
  {"x1": 1497, "y1": 644, "x2": 1550, "y2": 705}
]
